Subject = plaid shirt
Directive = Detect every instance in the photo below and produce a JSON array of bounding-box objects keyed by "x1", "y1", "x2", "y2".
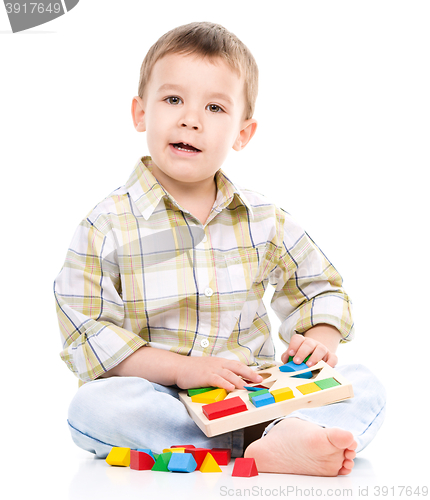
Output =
[{"x1": 54, "y1": 157, "x2": 354, "y2": 382}]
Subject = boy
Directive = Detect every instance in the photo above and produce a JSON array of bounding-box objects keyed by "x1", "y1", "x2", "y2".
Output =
[{"x1": 54, "y1": 22, "x2": 385, "y2": 476}]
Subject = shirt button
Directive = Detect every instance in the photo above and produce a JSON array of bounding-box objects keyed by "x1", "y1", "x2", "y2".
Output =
[
  {"x1": 202, "y1": 235, "x2": 207, "y2": 243},
  {"x1": 204, "y1": 287, "x2": 213, "y2": 297},
  {"x1": 201, "y1": 339, "x2": 210, "y2": 348}
]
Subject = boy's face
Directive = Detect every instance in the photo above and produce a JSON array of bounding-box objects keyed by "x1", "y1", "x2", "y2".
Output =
[{"x1": 132, "y1": 53, "x2": 256, "y2": 189}]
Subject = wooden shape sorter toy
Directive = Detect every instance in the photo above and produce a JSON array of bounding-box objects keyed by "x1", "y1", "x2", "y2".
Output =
[{"x1": 178, "y1": 360, "x2": 354, "y2": 437}]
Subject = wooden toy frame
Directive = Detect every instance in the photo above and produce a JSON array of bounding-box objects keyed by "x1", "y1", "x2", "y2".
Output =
[{"x1": 179, "y1": 361, "x2": 354, "y2": 437}]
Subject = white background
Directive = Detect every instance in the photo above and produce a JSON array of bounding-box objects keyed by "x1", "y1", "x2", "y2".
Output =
[{"x1": 1, "y1": 1, "x2": 429, "y2": 498}]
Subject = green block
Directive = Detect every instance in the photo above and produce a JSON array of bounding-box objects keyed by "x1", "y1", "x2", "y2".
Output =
[
  {"x1": 288, "y1": 354, "x2": 311, "y2": 363},
  {"x1": 187, "y1": 387, "x2": 216, "y2": 397},
  {"x1": 248, "y1": 389, "x2": 269, "y2": 401},
  {"x1": 315, "y1": 378, "x2": 340, "y2": 390},
  {"x1": 151, "y1": 452, "x2": 172, "y2": 472}
]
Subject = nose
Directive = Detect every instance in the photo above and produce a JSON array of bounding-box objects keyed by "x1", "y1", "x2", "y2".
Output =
[{"x1": 178, "y1": 107, "x2": 202, "y2": 131}]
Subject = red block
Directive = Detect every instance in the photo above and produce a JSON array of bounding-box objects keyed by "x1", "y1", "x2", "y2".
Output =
[
  {"x1": 210, "y1": 448, "x2": 231, "y2": 465},
  {"x1": 202, "y1": 396, "x2": 248, "y2": 420},
  {"x1": 171, "y1": 444, "x2": 196, "y2": 450},
  {"x1": 232, "y1": 457, "x2": 258, "y2": 477},
  {"x1": 185, "y1": 448, "x2": 210, "y2": 470},
  {"x1": 130, "y1": 450, "x2": 155, "y2": 470}
]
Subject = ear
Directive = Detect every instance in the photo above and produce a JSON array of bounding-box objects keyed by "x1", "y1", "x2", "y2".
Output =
[
  {"x1": 232, "y1": 119, "x2": 258, "y2": 151},
  {"x1": 131, "y1": 96, "x2": 146, "y2": 132}
]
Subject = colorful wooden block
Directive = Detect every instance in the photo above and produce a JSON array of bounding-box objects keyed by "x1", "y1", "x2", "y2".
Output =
[
  {"x1": 167, "y1": 452, "x2": 197, "y2": 473},
  {"x1": 315, "y1": 378, "x2": 340, "y2": 390},
  {"x1": 296, "y1": 382, "x2": 322, "y2": 395},
  {"x1": 279, "y1": 359, "x2": 311, "y2": 375},
  {"x1": 202, "y1": 396, "x2": 248, "y2": 420},
  {"x1": 106, "y1": 447, "x2": 130, "y2": 467},
  {"x1": 251, "y1": 392, "x2": 275, "y2": 407},
  {"x1": 248, "y1": 389, "x2": 269, "y2": 401},
  {"x1": 200, "y1": 452, "x2": 222, "y2": 473},
  {"x1": 232, "y1": 457, "x2": 258, "y2": 477},
  {"x1": 130, "y1": 450, "x2": 155, "y2": 470},
  {"x1": 136, "y1": 448, "x2": 156, "y2": 461},
  {"x1": 187, "y1": 387, "x2": 216, "y2": 397},
  {"x1": 171, "y1": 444, "x2": 196, "y2": 450},
  {"x1": 191, "y1": 388, "x2": 228, "y2": 404},
  {"x1": 185, "y1": 448, "x2": 210, "y2": 470},
  {"x1": 210, "y1": 448, "x2": 231, "y2": 465},
  {"x1": 151, "y1": 452, "x2": 172, "y2": 472},
  {"x1": 163, "y1": 447, "x2": 185, "y2": 453},
  {"x1": 270, "y1": 386, "x2": 294, "y2": 402}
]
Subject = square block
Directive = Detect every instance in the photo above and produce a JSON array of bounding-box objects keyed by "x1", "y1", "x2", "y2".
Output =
[
  {"x1": 167, "y1": 452, "x2": 197, "y2": 473},
  {"x1": 202, "y1": 396, "x2": 248, "y2": 420},
  {"x1": 130, "y1": 450, "x2": 155, "y2": 470},
  {"x1": 210, "y1": 448, "x2": 231, "y2": 465},
  {"x1": 315, "y1": 378, "x2": 341, "y2": 390},
  {"x1": 270, "y1": 387, "x2": 294, "y2": 402},
  {"x1": 251, "y1": 393, "x2": 275, "y2": 407},
  {"x1": 296, "y1": 382, "x2": 322, "y2": 395},
  {"x1": 191, "y1": 388, "x2": 227, "y2": 404},
  {"x1": 163, "y1": 447, "x2": 185, "y2": 453}
]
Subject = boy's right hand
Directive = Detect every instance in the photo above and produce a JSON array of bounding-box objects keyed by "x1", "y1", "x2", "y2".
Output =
[{"x1": 175, "y1": 356, "x2": 264, "y2": 392}]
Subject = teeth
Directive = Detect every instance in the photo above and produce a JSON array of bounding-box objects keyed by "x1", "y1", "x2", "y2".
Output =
[{"x1": 174, "y1": 144, "x2": 198, "y2": 152}]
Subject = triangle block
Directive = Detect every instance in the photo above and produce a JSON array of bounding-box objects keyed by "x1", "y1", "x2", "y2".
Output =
[
  {"x1": 199, "y1": 452, "x2": 222, "y2": 473},
  {"x1": 151, "y1": 452, "x2": 172, "y2": 472},
  {"x1": 232, "y1": 457, "x2": 258, "y2": 477}
]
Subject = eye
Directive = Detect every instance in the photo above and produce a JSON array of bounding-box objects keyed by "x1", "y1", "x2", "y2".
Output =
[
  {"x1": 165, "y1": 96, "x2": 182, "y2": 105},
  {"x1": 206, "y1": 104, "x2": 224, "y2": 113}
]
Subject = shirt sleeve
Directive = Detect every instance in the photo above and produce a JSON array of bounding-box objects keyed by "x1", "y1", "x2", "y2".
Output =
[
  {"x1": 270, "y1": 210, "x2": 355, "y2": 345},
  {"x1": 54, "y1": 218, "x2": 147, "y2": 382}
]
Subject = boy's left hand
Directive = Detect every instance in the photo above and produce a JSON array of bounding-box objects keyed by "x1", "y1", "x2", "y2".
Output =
[{"x1": 280, "y1": 333, "x2": 338, "y2": 368}]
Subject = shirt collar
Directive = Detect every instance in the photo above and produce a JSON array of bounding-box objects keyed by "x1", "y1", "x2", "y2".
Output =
[{"x1": 126, "y1": 156, "x2": 254, "y2": 221}]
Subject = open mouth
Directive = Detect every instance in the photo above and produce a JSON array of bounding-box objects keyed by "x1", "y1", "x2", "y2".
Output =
[{"x1": 171, "y1": 142, "x2": 202, "y2": 153}]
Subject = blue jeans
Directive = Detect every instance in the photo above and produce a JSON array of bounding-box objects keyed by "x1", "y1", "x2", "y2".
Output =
[{"x1": 67, "y1": 364, "x2": 386, "y2": 459}]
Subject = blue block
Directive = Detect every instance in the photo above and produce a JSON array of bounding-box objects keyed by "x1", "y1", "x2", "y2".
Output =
[
  {"x1": 291, "y1": 371, "x2": 313, "y2": 379},
  {"x1": 167, "y1": 452, "x2": 197, "y2": 473},
  {"x1": 244, "y1": 386, "x2": 265, "y2": 391},
  {"x1": 251, "y1": 393, "x2": 275, "y2": 408},
  {"x1": 279, "y1": 360, "x2": 309, "y2": 373}
]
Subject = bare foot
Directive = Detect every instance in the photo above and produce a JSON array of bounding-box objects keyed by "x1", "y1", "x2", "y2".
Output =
[{"x1": 244, "y1": 418, "x2": 357, "y2": 476}]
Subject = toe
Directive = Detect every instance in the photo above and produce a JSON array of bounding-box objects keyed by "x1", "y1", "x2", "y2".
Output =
[
  {"x1": 326, "y1": 428, "x2": 356, "y2": 450},
  {"x1": 345, "y1": 449, "x2": 356, "y2": 460}
]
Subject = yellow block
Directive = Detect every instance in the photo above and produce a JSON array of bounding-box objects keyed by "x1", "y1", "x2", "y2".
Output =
[
  {"x1": 163, "y1": 447, "x2": 185, "y2": 453},
  {"x1": 296, "y1": 382, "x2": 322, "y2": 395},
  {"x1": 106, "y1": 447, "x2": 130, "y2": 467},
  {"x1": 270, "y1": 387, "x2": 294, "y2": 402},
  {"x1": 191, "y1": 388, "x2": 227, "y2": 404},
  {"x1": 200, "y1": 452, "x2": 222, "y2": 473}
]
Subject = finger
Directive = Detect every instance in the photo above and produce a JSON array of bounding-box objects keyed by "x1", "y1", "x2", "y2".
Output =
[
  {"x1": 286, "y1": 334, "x2": 306, "y2": 358},
  {"x1": 209, "y1": 373, "x2": 237, "y2": 392},
  {"x1": 303, "y1": 343, "x2": 328, "y2": 367},
  {"x1": 280, "y1": 349, "x2": 290, "y2": 364},
  {"x1": 293, "y1": 339, "x2": 319, "y2": 364},
  {"x1": 223, "y1": 361, "x2": 263, "y2": 385},
  {"x1": 325, "y1": 351, "x2": 338, "y2": 367}
]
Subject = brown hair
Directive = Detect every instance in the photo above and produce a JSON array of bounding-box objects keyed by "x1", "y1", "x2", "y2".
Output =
[{"x1": 138, "y1": 22, "x2": 258, "y2": 119}]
